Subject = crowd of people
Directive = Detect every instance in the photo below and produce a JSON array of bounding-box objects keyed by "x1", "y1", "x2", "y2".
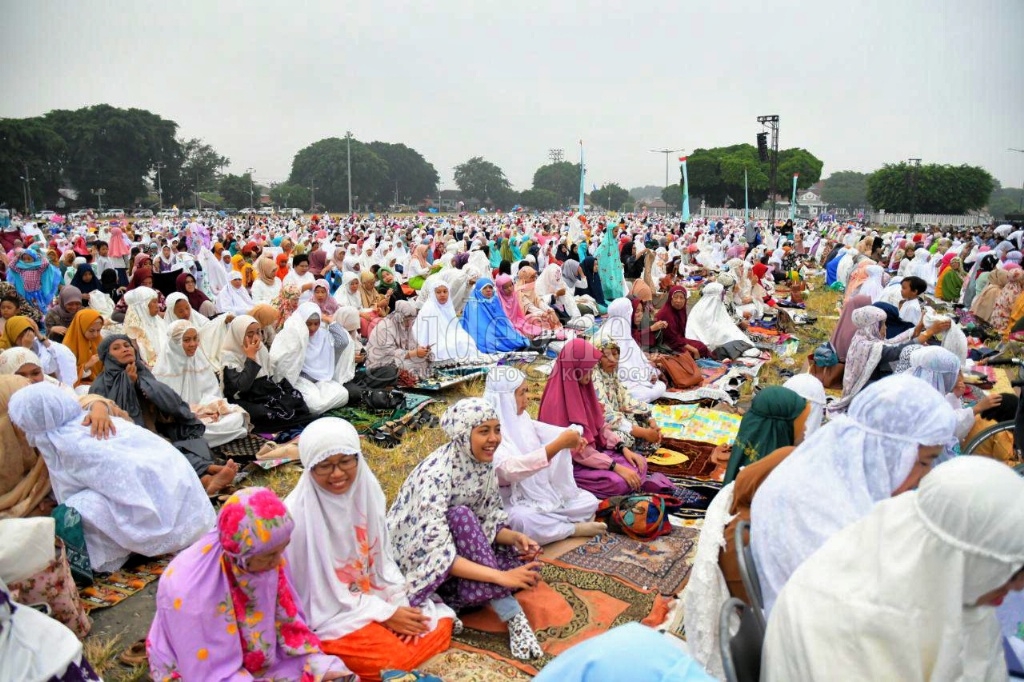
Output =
[{"x1": 2, "y1": 207, "x2": 1024, "y2": 681}]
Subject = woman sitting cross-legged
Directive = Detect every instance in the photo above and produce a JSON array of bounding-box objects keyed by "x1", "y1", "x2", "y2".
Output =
[
  {"x1": 386, "y1": 398, "x2": 545, "y2": 660},
  {"x1": 147, "y1": 487, "x2": 354, "y2": 682},
  {"x1": 89, "y1": 335, "x2": 238, "y2": 494},
  {"x1": 364, "y1": 300, "x2": 432, "y2": 382},
  {"x1": 9, "y1": 381, "x2": 215, "y2": 573},
  {"x1": 285, "y1": 418, "x2": 454, "y2": 681},
  {"x1": 483, "y1": 366, "x2": 605, "y2": 544},
  {"x1": 537, "y1": 338, "x2": 675, "y2": 499},
  {"x1": 590, "y1": 338, "x2": 663, "y2": 451},
  {"x1": 269, "y1": 301, "x2": 352, "y2": 415}
]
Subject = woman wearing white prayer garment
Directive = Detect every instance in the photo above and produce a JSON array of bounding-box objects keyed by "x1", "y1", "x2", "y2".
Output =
[
  {"x1": 781, "y1": 373, "x2": 826, "y2": 436},
  {"x1": 751, "y1": 374, "x2": 957, "y2": 616},
  {"x1": 164, "y1": 291, "x2": 230, "y2": 369},
  {"x1": 684, "y1": 282, "x2": 756, "y2": 359},
  {"x1": 534, "y1": 263, "x2": 594, "y2": 331},
  {"x1": 215, "y1": 271, "x2": 254, "y2": 316},
  {"x1": 413, "y1": 275, "x2": 497, "y2": 365},
  {"x1": 762, "y1": 456, "x2": 1024, "y2": 681},
  {"x1": 122, "y1": 286, "x2": 167, "y2": 366},
  {"x1": 153, "y1": 320, "x2": 249, "y2": 447},
  {"x1": 268, "y1": 301, "x2": 352, "y2": 415},
  {"x1": 904, "y1": 345, "x2": 1000, "y2": 442},
  {"x1": 8, "y1": 381, "x2": 215, "y2": 573},
  {"x1": 482, "y1": 367, "x2": 604, "y2": 544},
  {"x1": 592, "y1": 298, "x2": 666, "y2": 403},
  {"x1": 284, "y1": 417, "x2": 454, "y2": 679}
]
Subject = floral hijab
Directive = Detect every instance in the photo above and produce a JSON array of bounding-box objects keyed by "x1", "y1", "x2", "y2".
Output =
[
  {"x1": 147, "y1": 487, "x2": 348, "y2": 681},
  {"x1": 386, "y1": 398, "x2": 506, "y2": 604}
]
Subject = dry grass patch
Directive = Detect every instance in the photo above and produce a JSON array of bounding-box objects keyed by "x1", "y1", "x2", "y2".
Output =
[{"x1": 83, "y1": 633, "x2": 149, "y2": 682}]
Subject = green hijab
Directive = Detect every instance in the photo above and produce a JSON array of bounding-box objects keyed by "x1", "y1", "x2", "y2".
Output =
[
  {"x1": 725, "y1": 386, "x2": 807, "y2": 484},
  {"x1": 377, "y1": 266, "x2": 400, "y2": 293}
]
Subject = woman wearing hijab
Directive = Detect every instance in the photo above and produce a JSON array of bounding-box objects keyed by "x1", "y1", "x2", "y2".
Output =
[
  {"x1": 153, "y1": 320, "x2": 249, "y2": 448},
  {"x1": 269, "y1": 301, "x2": 352, "y2": 415},
  {"x1": 284, "y1": 418, "x2": 453, "y2": 681},
  {"x1": 763, "y1": 457, "x2": 1024, "y2": 681},
  {"x1": 248, "y1": 303, "x2": 281, "y2": 347},
  {"x1": 357, "y1": 270, "x2": 388, "y2": 337},
  {"x1": 106, "y1": 226, "x2": 131, "y2": 285},
  {"x1": 0, "y1": 315, "x2": 37, "y2": 353},
  {"x1": 164, "y1": 292, "x2": 231, "y2": 370},
  {"x1": 365, "y1": 300, "x2": 431, "y2": 381},
  {"x1": 514, "y1": 266, "x2": 563, "y2": 334},
  {"x1": 220, "y1": 315, "x2": 314, "y2": 431},
  {"x1": 68, "y1": 263, "x2": 100, "y2": 297},
  {"x1": 962, "y1": 252, "x2": 998, "y2": 309},
  {"x1": 595, "y1": 231, "x2": 626, "y2": 302},
  {"x1": 216, "y1": 271, "x2": 255, "y2": 316},
  {"x1": 375, "y1": 267, "x2": 408, "y2": 313},
  {"x1": 387, "y1": 398, "x2": 545, "y2": 660},
  {"x1": 836, "y1": 306, "x2": 928, "y2": 408},
  {"x1": 535, "y1": 263, "x2": 593, "y2": 331},
  {"x1": 590, "y1": 338, "x2": 662, "y2": 450},
  {"x1": 781, "y1": 373, "x2": 826, "y2": 437},
  {"x1": 308, "y1": 248, "x2": 328, "y2": 278},
  {"x1": 495, "y1": 274, "x2": 546, "y2": 339},
  {"x1": 414, "y1": 276, "x2": 495, "y2": 365},
  {"x1": 7, "y1": 248, "x2": 61, "y2": 314},
  {"x1": 989, "y1": 268, "x2": 1024, "y2": 332},
  {"x1": 62, "y1": 308, "x2": 104, "y2": 388},
  {"x1": 752, "y1": 374, "x2": 957, "y2": 615},
  {"x1": 0, "y1": 375, "x2": 53, "y2": 519},
  {"x1": 251, "y1": 253, "x2": 282, "y2": 305},
  {"x1": 654, "y1": 285, "x2": 710, "y2": 358},
  {"x1": 122, "y1": 286, "x2": 167, "y2": 367},
  {"x1": 311, "y1": 279, "x2": 339, "y2": 319},
  {"x1": 593, "y1": 298, "x2": 666, "y2": 403},
  {"x1": 460, "y1": 279, "x2": 530, "y2": 354},
  {"x1": 684, "y1": 283, "x2": 756, "y2": 360},
  {"x1": 537, "y1": 339, "x2": 674, "y2": 498},
  {"x1": 147, "y1": 487, "x2": 352, "y2": 682},
  {"x1": 43, "y1": 286, "x2": 83, "y2": 342},
  {"x1": 483, "y1": 367, "x2": 604, "y2": 544},
  {"x1": 936, "y1": 255, "x2": 966, "y2": 302},
  {"x1": 724, "y1": 386, "x2": 809, "y2": 484},
  {"x1": 828, "y1": 294, "x2": 871, "y2": 363},
  {"x1": 174, "y1": 271, "x2": 214, "y2": 317},
  {"x1": 10, "y1": 381, "x2": 215, "y2": 573}
]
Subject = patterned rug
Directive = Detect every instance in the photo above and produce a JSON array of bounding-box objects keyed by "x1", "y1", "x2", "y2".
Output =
[
  {"x1": 552, "y1": 524, "x2": 701, "y2": 596},
  {"x1": 419, "y1": 649, "x2": 532, "y2": 681},
  {"x1": 212, "y1": 433, "x2": 272, "y2": 461},
  {"x1": 452, "y1": 562, "x2": 670, "y2": 675},
  {"x1": 78, "y1": 557, "x2": 170, "y2": 611}
]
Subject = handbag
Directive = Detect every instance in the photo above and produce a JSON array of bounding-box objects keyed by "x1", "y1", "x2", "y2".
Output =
[
  {"x1": 653, "y1": 353, "x2": 703, "y2": 389},
  {"x1": 595, "y1": 494, "x2": 682, "y2": 540}
]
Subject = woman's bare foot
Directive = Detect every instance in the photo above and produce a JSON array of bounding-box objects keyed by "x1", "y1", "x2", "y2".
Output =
[
  {"x1": 572, "y1": 521, "x2": 608, "y2": 537},
  {"x1": 204, "y1": 459, "x2": 238, "y2": 494}
]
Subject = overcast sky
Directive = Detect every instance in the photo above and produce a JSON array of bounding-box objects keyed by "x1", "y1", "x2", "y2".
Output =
[{"x1": 3, "y1": 0, "x2": 1022, "y2": 194}]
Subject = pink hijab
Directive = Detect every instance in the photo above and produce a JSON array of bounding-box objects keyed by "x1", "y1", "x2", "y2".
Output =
[
  {"x1": 830, "y1": 295, "x2": 872, "y2": 362},
  {"x1": 537, "y1": 338, "x2": 610, "y2": 449}
]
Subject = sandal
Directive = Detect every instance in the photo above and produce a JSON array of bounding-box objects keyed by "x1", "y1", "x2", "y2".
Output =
[{"x1": 119, "y1": 639, "x2": 148, "y2": 666}]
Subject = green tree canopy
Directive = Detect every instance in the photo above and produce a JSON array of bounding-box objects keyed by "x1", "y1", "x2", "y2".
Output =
[
  {"x1": 532, "y1": 161, "x2": 582, "y2": 205},
  {"x1": 989, "y1": 184, "x2": 1024, "y2": 219},
  {"x1": 517, "y1": 188, "x2": 561, "y2": 210},
  {"x1": 820, "y1": 171, "x2": 870, "y2": 210},
  {"x1": 288, "y1": 137, "x2": 389, "y2": 212},
  {"x1": 866, "y1": 163, "x2": 995, "y2": 214},
  {"x1": 661, "y1": 184, "x2": 683, "y2": 209},
  {"x1": 684, "y1": 144, "x2": 822, "y2": 207},
  {"x1": 269, "y1": 183, "x2": 311, "y2": 210},
  {"x1": 589, "y1": 183, "x2": 630, "y2": 211},
  {"x1": 0, "y1": 118, "x2": 67, "y2": 211},
  {"x1": 366, "y1": 141, "x2": 439, "y2": 207},
  {"x1": 219, "y1": 173, "x2": 256, "y2": 209},
  {"x1": 454, "y1": 156, "x2": 514, "y2": 208}
]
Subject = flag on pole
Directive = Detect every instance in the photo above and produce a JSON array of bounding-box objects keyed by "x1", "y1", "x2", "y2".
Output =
[
  {"x1": 578, "y1": 140, "x2": 586, "y2": 213},
  {"x1": 790, "y1": 173, "x2": 799, "y2": 221},
  {"x1": 679, "y1": 157, "x2": 690, "y2": 222},
  {"x1": 744, "y1": 167, "x2": 749, "y2": 222}
]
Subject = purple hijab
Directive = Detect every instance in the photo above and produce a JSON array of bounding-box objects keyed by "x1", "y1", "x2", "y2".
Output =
[{"x1": 830, "y1": 295, "x2": 872, "y2": 362}]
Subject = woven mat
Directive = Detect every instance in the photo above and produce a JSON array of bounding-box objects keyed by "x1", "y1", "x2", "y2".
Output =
[
  {"x1": 327, "y1": 393, "x2": 436, "y2": 434},
  {"x1": 212, "y1": 433, "x2": 272, "y2": 461},
  {"x1": 79, "y1": 557, "x2": 170, "y2": 611},
  {"x1": 419, "y1": 649, "x2": 532, "y2": 682},
  {"x1": 411, "y1": 366, "x2": 489, "y2": 392},
  {"x1": 550, "y1": 523, "x2": 702, "y2": 596},
  {"x1": 648, "y1": 438, "x2": 727, "y2": 481},
  {"x1": 452, "y1": 561, "x2": 670, "y2": 676}
]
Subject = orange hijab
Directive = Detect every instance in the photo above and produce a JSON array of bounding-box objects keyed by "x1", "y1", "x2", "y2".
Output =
[{"x1": 64, "y1": 309, "x2": 103, "y2": 385}]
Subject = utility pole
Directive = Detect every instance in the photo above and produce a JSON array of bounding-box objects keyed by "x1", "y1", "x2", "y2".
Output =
[
  {"x1": 907, "y1": 158, "x2": 922, "y2": 227},
  {"x1": 346, "y1": 131, "x2": 353, "y2": 214},
  {"x1": 245, "y1": 167, "x2": 255, "y2": 209},
  {"x1": 1011, "y1": 149, "x2": 1024, "y2": 212},
  {"x1": 757, "y1": 115, "x2": 780, "y2": 227},
  {"x1": 548, "y1": 149, "x2": 564, "y2": 164},
  {"x1": 650, "y1": 148, "x2": 684, "y2": 188},
  {"x1": 310, "y1": 184, "x2": 317, "y2": 212},
  {"x1": 91, "y1": 188, "x2": 106, "y2": 211},
  {"x1": 20, "y1": 162, "x2": 34, "y2": 214},
  {"x1": 154, "y1": 161, "x2": 165, "y2": 209}
]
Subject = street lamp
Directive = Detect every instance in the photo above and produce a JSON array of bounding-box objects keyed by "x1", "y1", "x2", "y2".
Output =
[
  {"x1": 91, "y1": 188, "x2": 107, "y2": 212},
  {"x1": 154, "y1": 161, "x2": 165, "y2": 209},
  {"x1": 650, "y1": 148, "x2": 684, "y2": 188},
  {"x1": 245, "y1": 168, "x2": 255, "y2": 209},
  {"x1": 345, "y1": 132, "x2": 354, "y2": 214}
]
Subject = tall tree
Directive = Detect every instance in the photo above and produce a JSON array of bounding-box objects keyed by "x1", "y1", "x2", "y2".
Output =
[
  {"x1": 219, "y1": 173, "x2": 256, "y2": 209},
  {"x1": 820, "y1": 170, "x2": 870, "y2": 209},
  {"x1": 517, "y1": 188, "x2": 561, "y2": 210},
  {"x1": 0, "y1": 118, "x2": 67, "y2": 211},
  {"x1": 661, "y1": 184, "x2": 683, "y2": 209},
  {"x1": 164, "y1": 137, "x2": 230, "y2": 205},
  {"x1": 288, "y1": 137, "x2": 389, "y2": 212},
  {"x1": 867, "y1": 163, "x2": 995, "y2": 214},
  {"x1": 269, "y1": 182, "x2": 311, "y2": 210},
  {"x1": 589, "y1": 183, "x2": 630, "y2": 211},
  {"x1": 532, "y1": 161, "x2": 582, "y2": 205},
  {"x1": 684, "y1": 144, "x2": 821, "y2": 206},
  {"x1": 366, "y1": 141, "x2": 440, "y2": 206},
  {"x1": 989, "y1": 184, "x2": 1024, "y2": 219},
  {"x1": 453, "y1": 157, "x2": 514, "y2": 208}
]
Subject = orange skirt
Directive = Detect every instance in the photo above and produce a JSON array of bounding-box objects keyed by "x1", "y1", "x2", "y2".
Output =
[{"x1": 320, "y1": 618, "x2": 453, "y2": 682}]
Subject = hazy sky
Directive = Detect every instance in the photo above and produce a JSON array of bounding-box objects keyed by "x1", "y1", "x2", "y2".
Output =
[{"x1": 3, "y1": 0, "x2": 1022, "y2": 194}]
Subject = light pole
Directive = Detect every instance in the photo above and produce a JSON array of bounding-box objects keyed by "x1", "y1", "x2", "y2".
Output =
[
  {"x1": 346, "y1": 131, "x2": 353, "y2": 214},
  {"x1": 1011, "y1": 149, "x2": 1024, "y2": 212},
  {"x1": 650, "y1": 148, "x2": 684, "y2": 188},
  {"x1": 91, "y1": 188, "x2": 106, "y2": 212},
  {"x1": 245, "y1": 167, "x2": 255, "y2": 209},
  {"x1": 154, "y1": 161, "x2": 165, "y2": 209},
  {"x1": 907, "y1": 158, "x2": 921, "y2": 227}
]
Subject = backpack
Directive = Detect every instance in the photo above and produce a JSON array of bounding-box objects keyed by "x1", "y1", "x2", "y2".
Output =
[{"x1": 595, "y1": 494, "x2": 681, "y2": 540}]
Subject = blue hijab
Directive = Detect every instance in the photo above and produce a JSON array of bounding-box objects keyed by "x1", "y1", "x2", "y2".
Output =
[
  {"x1": 825, "y1": 252, "x2": 842, "y2": 285},
  {"x1": 459, "y1": 278, "x2": 529, "y2": 353},
  {"x1": 595, "y1": 232, "x2": 624, "y2": 301},
  {"x1": 487, "y1": 240, "x2": 502, "y2": 268}
]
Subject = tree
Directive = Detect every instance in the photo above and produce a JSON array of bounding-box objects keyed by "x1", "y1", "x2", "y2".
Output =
[
  {"x1": 683, "y1": 144, "x2": 822, "y2": 207},
  {"x1": 366, "y1": 141, "x2": 439, "y2": 206},
  {"x1": 517, "y1": 188, "x2": 561, "y2": 210},
  {"x1": 866, "y1": 163, "x2": 995, "y2": 214},
  {"x1": 453, "y1": 157, "x2": 514, "y2": 208},
  {"x1": 0, "y1": 118, "x2": 67, "y2": 211},
  {"x1": 629, "y1": 185, "x2": 662, "y2": 201},
  {"x1": 532, "y1": 161, "x2": 582, "y2": 205},
  {"x1": 219, "y1": 173, "x2": 255, "y2": 209},
  {"x1": 589, "y1": 183, "x2": 630, "y2": 211},
  {"x1": 820, "y1": 171, "x2": 870, "y2": 210},
  {"x1": 269, "y1": 182, "x2": 311, "y2": 210},
  {"x1": 288, "y1": 137, "x2": 389, "y2": 212},
  {"x1": 989, "y1": 184, "x2": 1024, "y2": 219},
  {"x1": 661, "y1": 184, "x2": 684, "y2": 209}
]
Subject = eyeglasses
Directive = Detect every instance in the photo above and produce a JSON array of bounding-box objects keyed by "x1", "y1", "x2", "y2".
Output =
[{"x1": 311, "y1": 456, "x2": 359, "y2": 475}]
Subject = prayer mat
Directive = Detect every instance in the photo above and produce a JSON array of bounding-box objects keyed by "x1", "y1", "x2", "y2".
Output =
[
  {"x1": 410, "y1": 366, "x2": 489, "y2": 392},
  {"x1": 327, "y1": 393, "x2": 436, "y2": 435},
  {"x1": 700, "y1": 364, "x2": 729, "y2": 386},
  {"x1": 212, "y1": 433, "x2": 272, "y2": 461},
  {"x1": 419, "y1": 649, "x2": 532, "y2": 682},
  {"x1": 652, "y1": 406, "x2": 742, "y2": 445},
  {"x1": 551, "y1": 524, "x2": 701, "y2": 596},
  {"x1": 648, "y1": 438, "x2": 726, "y2": 481},
  {"x1": 452, "y1": 562, "x2": 670, "y2": 675},
  {"x1": 78, "y1": 556, "x2": 170, "y2": 611}
]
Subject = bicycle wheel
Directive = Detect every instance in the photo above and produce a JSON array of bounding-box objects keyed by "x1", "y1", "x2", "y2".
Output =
[{"x1": 963, "y1": 421, "x2": 1015, "y2": 457}]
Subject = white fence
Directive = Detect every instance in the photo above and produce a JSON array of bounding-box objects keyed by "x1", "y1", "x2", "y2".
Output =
[{"x1": 698, "y1": 206, "x2": 989, "y2": 227}]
